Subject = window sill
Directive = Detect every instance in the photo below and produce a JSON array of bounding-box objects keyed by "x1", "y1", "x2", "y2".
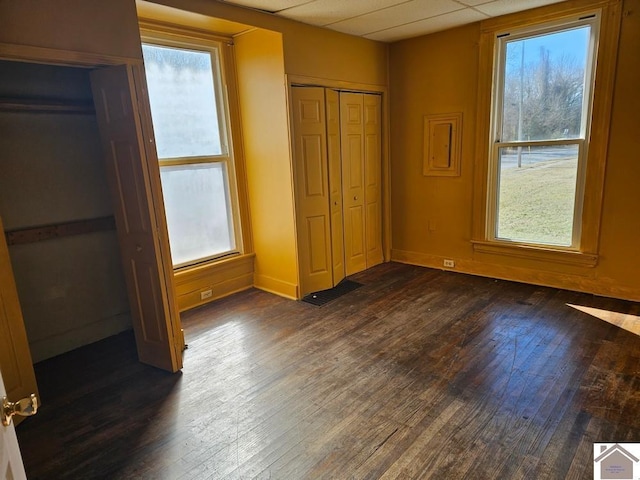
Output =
[
  {"x1": 471, "y1": 240, "x2": 598, "y2": 268},
  {"x1": 174, "y1": 253, "x2": 255, "y2": 283}
]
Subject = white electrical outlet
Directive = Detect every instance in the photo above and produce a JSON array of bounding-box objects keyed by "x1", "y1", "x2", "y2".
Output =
[
  {"x1": 443, "y1": 259, "x2": 455, "y2": 268},
  {"x1": 200, "y1": 289, "x2": 213, "y2": 300}
]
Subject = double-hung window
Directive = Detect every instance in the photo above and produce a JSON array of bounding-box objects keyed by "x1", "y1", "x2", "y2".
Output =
[
  {"x1": 487, "y1": 15, "x2": 599, "y2": 249},
  {"x1": 141, "y1": 37, "x2": 240, "y2": 268}
]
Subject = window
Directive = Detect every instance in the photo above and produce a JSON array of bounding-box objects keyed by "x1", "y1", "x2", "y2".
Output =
[
  {"x1": 487, "y1": 16, "x2": 598, "y2": 249},
  {"x1": 141, "y1": 39, "x2": 241, "y2": 268}
]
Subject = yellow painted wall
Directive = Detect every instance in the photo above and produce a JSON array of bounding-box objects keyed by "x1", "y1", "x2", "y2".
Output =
[
  {"x1": 235, "y1": 29, "x2": 299, "y2": 299},
  {"x1": 596, "y1": 0, "x2": 640, "y2": 296},
  {"x1": 389, "y1": 1, "x2": 640, "y2": 301},
  {"x1": 390, "y1": 24, "x2": 479, "y2": 259}
]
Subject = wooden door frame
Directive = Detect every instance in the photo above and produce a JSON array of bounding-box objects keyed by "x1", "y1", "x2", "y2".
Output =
[
  {"x1": 286, "y1": 75, "x2": 391, "y2": 292},
  {"x1": 0, "y1": 42, "x2": 181, "y2": 368}
]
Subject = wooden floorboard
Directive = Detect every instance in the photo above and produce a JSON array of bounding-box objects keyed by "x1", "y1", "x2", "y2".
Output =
[{"x1": 15, "y1": 262, "x2": 640, "y2": 479}]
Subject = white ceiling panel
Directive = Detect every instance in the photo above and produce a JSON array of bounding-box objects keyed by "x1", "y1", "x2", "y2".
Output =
[
  {"x1": 365, "y1": 8, "x2": 487, "y2": 42},
  {"x1": 328, "y1": 0, "x2": 463, "y2": 37},
  {"x1": 474, "y1": 0, "x2": 564, "y2": 17},
  {"x1": 220, "y1": 0, "x2": 312, "y2": 13},
  {"x1": 219, "y1": 0, "x2": 568, "y2": 42},
  {"x1": 455, "y1": 0, "x2": 495, "y2": 6},
  {"x1": 278, "y1": 0, "x2": 408, "y2": 27}
]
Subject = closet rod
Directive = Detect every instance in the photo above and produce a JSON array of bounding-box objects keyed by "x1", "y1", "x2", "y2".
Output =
[{"x1": 0, "y1": 97, "x2": 95, "y2": 114}]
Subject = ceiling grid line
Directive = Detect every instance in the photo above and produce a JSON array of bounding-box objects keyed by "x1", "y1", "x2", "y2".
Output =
[{"x1": 219, "y1": 0, "x2": 568, "y2": 42}]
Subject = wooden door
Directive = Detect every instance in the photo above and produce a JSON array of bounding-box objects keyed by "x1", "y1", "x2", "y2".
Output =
[
  {"x1": 364, "y1": 94, "x2": 383, "y2": 268},
  {"x1": 0, "y1": 216, "x2": 38, "y2": 426},
  {"x1": 326, "y1": 89, "x2": 345, "y2": 285},
  {"x1": 291, "y1": 87, "x2": 333, "y2": 296},
  {"x1": 90, "y1": 65, "x2": 182, "y2": 372},
  {"x1": 340, "y1": 92, "x2": 366, "y2": 276},
  {"x1": 0, "y1": 368, "x2": 28, "y2": 480}
]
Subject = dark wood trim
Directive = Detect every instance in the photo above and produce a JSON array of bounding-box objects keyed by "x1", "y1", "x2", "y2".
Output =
[{"x1": 4, "y1": 216, "x2": 116, "y2": 245}]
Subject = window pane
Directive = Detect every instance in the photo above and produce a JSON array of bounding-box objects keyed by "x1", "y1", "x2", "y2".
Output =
[
  {"x1": 496, "y1": 145, "x2": 579, "y2": 246},
  {"x1": 501, "y1": 26, "x2": 590, "y2": 142},
  {"x1": 160, "y1": 163, "x2": 235, "y2": 266},
  {"x1": 142, "y1": 44, "x2": 223, "y2": 158}
]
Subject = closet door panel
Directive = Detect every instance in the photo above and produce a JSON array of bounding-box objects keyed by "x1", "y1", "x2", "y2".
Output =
[
  {"x1": 291, "y1": 87, "x2": 333, "y2": 296},
  {"x1": 326, "y1": 89, "x2": 345, "y2": 285},
  {"x1": 340, "y1": 92, "x2": 366, "y2": 276},
  {"x1": 91, "y1": 65, "x2": 182, "y2": 372},
  {"x1": 364, "y1": 94, "x2": 383, "y2": 267}
]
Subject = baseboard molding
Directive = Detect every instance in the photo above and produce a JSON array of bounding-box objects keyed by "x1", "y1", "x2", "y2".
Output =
[
  {"x1": 177, "y1": 274, "x2": 254, "y2": 312},
  {"x1": 174, "y1": 254, "x2": 299, "y2": 307},
  {"x1": 254, "y1": 273, "x2": 298, "y2": 300},
  {"x1": 30, "y1": 312, "x2": 132, "y2": 363},
  {"x1": 391, "y1": 249, "x2": 640, "y2": 302}
]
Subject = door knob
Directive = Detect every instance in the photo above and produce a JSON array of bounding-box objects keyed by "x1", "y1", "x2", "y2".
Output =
[
  {"x1": 2, "y1": 394, "x2": 38, "y2": 426},
  {"x1": 354, "y1": 196, "x2": 358, "y2": 200}
]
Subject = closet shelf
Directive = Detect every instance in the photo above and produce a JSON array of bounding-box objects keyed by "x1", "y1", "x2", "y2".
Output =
[{"x1": 0, "y1": 96, "x2": 95, "y2": 114}]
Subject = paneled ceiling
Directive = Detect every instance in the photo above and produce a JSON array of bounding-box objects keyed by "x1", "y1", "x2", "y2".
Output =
[{"x1": 219, "y1": 0, "x2": 567, "y2": 42}]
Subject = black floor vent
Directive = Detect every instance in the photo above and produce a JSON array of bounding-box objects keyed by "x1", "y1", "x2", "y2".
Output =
[{"x1": 301, "y1": 280, "x2": 362, "y2": 306}]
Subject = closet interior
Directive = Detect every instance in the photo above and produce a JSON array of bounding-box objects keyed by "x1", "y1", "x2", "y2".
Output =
[{"x1": 0, "y1": 60, "x2": 130, "y2": 364}]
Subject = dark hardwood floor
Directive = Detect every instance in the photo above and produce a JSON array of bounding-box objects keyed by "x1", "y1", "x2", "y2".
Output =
[{"x1": 16, "y1": 262, "x2": 640, "y2": 479}]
